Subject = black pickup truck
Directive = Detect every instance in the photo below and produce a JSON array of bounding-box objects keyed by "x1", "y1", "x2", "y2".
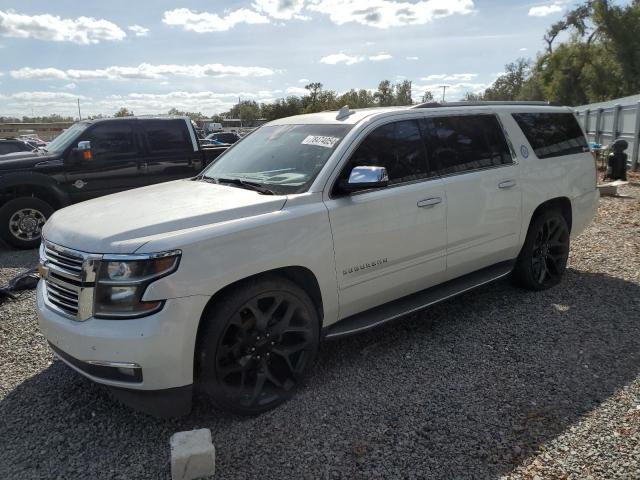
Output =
[{"x1": 0, "y1": 116, "x2": 228, "y2": 248}]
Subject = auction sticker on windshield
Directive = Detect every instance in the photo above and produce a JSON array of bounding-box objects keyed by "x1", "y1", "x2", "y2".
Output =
[{"x1": 301, "y1": 135, "x2": 340, "y2": 148}]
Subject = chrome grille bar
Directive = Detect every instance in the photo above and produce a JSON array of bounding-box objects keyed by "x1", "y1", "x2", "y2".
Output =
[{"x1": 40, "y1": 240, "x2": 101, "y2": 321}]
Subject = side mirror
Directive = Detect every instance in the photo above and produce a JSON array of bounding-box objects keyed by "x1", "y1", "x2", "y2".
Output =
[
  {"x1": 340, "y1": 166, "x2": 389, "y2": 192},
  {"x1": 68, "y1": 141, "x2": 92, "y2": 164}
]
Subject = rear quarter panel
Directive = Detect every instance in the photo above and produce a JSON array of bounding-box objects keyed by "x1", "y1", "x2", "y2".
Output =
[{"x1": 497, "y1": 110, "x2": 597, "y2": 244}]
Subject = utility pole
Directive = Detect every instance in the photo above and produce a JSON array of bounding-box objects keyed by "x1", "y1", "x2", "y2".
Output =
[
  {"x1": 439, "y1": 85, "x2": 449, "y2": 103},
  {"x1": 238, "y1": 96, "x2": 242, "y2": 129},
  {"x1": 77, "y1": 98, "x2": 82, "y2": 120}
]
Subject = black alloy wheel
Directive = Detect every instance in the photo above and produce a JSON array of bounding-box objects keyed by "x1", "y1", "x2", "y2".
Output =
[
  {"x1": 199, "y1": 276, "x2": 319, "y2": 415},
  {"x1": 512, "y1": 209, "x2": 570, "y2": 290}
]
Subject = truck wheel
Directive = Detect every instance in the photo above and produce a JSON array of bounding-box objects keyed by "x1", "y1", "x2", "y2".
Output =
[
  {"x1": 0, "y1": 197, "x2": 54, "y2": 249},
  {"x1": 198, "y1": 275, "x2": 320, "y2": 415},
  {"x1": 512, "y1": 209, "x2": 570, "y2": 291}
]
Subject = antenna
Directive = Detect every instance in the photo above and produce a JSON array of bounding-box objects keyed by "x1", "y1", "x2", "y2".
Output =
[{"x1": 336, "y1": 105, "x2": 355, "y2": 120}]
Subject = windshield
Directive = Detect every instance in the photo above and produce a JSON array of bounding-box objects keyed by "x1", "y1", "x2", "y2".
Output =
[
  {"x1": 202, "y1": 124, "x2": 352, "y2": 194},
  {"x1": 46, "y1": 122, "x2": 90, "y2": 154}
]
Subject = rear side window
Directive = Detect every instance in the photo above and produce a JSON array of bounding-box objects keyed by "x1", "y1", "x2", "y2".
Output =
[
  {"x1": 143, "y1": 120, "x2": 190, "y2": 153},
  {"x1": 84, "y1": 123, "x2": 136, "y2": 158},
  {"x1": 422, "y1": 114, "x2": 512, "y2": 175},
  {"x1": 343, "y1": 119, "x2": 431, "y2": 186},
  {"x1": 512, "y1": 112, "x2": 588, "y2": 159}
]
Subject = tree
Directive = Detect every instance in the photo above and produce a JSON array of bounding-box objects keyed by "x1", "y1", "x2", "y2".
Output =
[
  {"x1": 304, "y1": 82, "x2": 323, "y2": 111},
  {"x1": 374, "y1": 80, "x2": 395, "y2": 106},
  {"x1": 395, "y1": 80, "x2": 413, "y2": 105},
  {"x1": 421, "y1": 90, "x2": 435, "y2": 103},
  {"x1": 167, "y1": 108, "x2": 205, "y2": 121},
  {"x1": 114, "y1": 107, "x2": 134, "y2": 117},
  {"x1": 592, "y1": 0, "x2": 640, "y2": 94},
  {"x1": 482, "y1": 59, "x2": 531, "y2": 101}
]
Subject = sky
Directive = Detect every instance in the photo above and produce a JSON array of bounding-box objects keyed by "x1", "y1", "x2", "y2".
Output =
[{"x1": 0, "y1": 0, "x2": 585, "y2": 118}]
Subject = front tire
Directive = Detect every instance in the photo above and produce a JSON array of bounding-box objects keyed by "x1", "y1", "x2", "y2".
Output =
[
  {"x1": 197, "y1": 275, "x2": 320, "y2": 415},
  {"x1": 512, "y1": 209, "x2": 570, "y2": 291},
  {"x1": 0, "y1": 197, "x2": 54, "y2": 249}
]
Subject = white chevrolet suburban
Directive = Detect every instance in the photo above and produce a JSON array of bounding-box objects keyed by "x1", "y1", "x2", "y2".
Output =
[{"x1": 36, "y1": 102, "x2": 599, "y2": 416}]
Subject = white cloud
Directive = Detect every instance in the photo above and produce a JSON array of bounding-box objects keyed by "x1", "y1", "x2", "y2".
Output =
[
  {"x1": 369, "y1": 53, "x2": 392, "y2": 61},
  {"x1": 0, "y1": 90, "x2": 281, "y2": 117},
  {"x1": 0, "y1": 9, "x2": 126, "y2": 44},
  {"x1": 406, "y1": 56, "x2": 419, "y2": 60},
  {"x1": 298, "y1": 78, "x2": 310, "y2": 83},
  {"x1": 11, "y1": 63, "x2": 277, "y2": 81},
  {"x1": 253, "y1": 0, "x2": 308, "y2": 20},
  {"x1": 528, "y1": 3, "x2": 563, "y2": 17},
  {"x1": 128, "y1": 25, "x2": 149, "y2": 37},
  {"x1": 286, "y1": 86, "x2": 308, "y2": 95},
  {"x1": 64, "y1": 82, "x2": 77, "y2": 90},
  {"x1": 307, "y1": 0, "x2": 474, "y2": 29},
  {"x1": 320, "y1": 53, "x2": 364, "y2": 65},
  {"x1": 162, "y1": 8, "x2": 269, "y2": 33},
  {"x1": 421, "y1": 73, "x2": 478, "y2": 82}
]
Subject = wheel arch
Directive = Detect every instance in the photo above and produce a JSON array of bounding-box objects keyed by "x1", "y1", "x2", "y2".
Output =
[
  {"x1": 0, "y1": 173, "x2": 70, "y2": 210},
  {"x1": 530, "y1": 196, "x2": 572, "y2": 233},
  {"x1": 193, "y1": 265, "x2": 324, "y2": 379}
]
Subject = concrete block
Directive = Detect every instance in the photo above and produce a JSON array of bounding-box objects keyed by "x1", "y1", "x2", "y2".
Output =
[{"x1": 170, "y1": 428, "x2": 215, "y2": 480}]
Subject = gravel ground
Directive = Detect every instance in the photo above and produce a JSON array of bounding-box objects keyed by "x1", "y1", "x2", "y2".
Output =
[{"x1": 1, "y1": 185, "x2": 639, "y2": 479}]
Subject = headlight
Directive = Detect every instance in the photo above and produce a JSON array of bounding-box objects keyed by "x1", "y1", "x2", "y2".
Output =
[{"x1": 94, "y1": 251, "x2": 180, "y2": 319}]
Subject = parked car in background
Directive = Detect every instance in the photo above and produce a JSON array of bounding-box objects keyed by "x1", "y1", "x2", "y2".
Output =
[
  {"x1": 36, "y1": 101, "x2": 598, "y2": 417},
  {"x1": 0, "y1": 138, "x2": 34, "y2": 156},
  {"x1": 19, "y1": 134, "x2": 47, "y2": 148},
  {"x1": 205, "y1": 131, "x2": 242, "y2": 145},
  {"x1": 0, "y1": 116, "x2": 228, "y2": 248}
]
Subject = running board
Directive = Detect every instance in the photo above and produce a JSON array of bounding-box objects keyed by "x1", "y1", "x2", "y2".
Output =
[{"x1": 323, "y1": 260, "x2": 515, "y2": 339}]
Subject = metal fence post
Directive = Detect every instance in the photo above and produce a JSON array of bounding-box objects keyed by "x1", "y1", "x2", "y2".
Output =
[
  {"x1": 633, "y1": 102, "x2": 640, "y2": 171},
  {"x1": 612, "y1": 104, "x2": 621, "y2": 141},
  {"x1": 595, "y1": 108, "x2": 603, "y2": 144},
  {"x1": 584, "y1": 109, "x2": 590, "y2": 136}
]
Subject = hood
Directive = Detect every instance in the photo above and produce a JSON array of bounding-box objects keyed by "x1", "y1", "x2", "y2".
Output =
[
  {"x1": 43, "y1": 179, "x2": 287, "y2": 253},
  {"x1": 0, "y1": 151, "x2": 58, "y2": 171}
]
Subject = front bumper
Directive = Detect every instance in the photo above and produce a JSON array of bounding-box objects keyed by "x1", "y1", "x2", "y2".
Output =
[{"x1": 36, "y1": 280, "x2": 210, "y2": 392}]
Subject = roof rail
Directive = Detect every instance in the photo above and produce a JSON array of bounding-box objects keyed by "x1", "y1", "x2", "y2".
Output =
[{"x1": 412, "y1": 100, "x2": 554, "y2": 109}]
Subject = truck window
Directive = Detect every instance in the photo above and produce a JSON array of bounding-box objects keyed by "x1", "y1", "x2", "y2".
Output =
[
  {"x1": 84, "y1": 123, "x2": 136, "y2": 159},
  {"x1": 422, "y1": 114, "x2": 511, "y2": 176},
  {"x1": 142, "y1": 120, "x2": 190, "y2": 153},
  {"x1": 341, "y1": 120, "x2": 431, "y2": 186},
  {"x1": 511, "y1": 112, "x2": 588, "y2": 159}
]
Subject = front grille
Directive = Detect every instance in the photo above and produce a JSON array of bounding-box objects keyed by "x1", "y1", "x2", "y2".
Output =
[
  {"x1": 44, "y1": 244, "x2": 83, "y2": 274},
  {"x1": 41, "y1": 241, "x2": 99, "y2": 321},
  {"x1": 45, "y1": 280, "x2": 80, "y2": 316}
]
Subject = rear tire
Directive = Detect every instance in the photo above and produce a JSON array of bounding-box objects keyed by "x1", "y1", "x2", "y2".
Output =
[
  {"x1": 197, "y1": 275, "x2": 320, "y2": 415},
  {"x1": 512, "y1": 209, "x2": 570, "y2": 291},
  {"x1": 0, "y1": 197, "x2": 54, "y2": 249}
]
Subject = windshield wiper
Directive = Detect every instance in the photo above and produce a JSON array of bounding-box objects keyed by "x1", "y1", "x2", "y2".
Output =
[{"x1": 203, "y1": 176, "x2": 276, "y2": 195}]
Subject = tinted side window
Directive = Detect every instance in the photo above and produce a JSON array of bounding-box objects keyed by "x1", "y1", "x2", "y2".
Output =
[
  {"x1": 85, "y1": 123, "x2": 136, "y2": 158},
  {"x1": 422, "y1": 115, "x2": 511, "y2": 176},
  {"x1": 143, "y1": 120, "x2": 190, "y2": 153},
  {"x1": 342, "y1": 120, "x2": 430, "y2": 186},
  {"x1": 512, "y1": 112, "x2": 588, "y2": 159},
  {"x1": 0, "y1": 144, "x2": 10, "y2": 155}
]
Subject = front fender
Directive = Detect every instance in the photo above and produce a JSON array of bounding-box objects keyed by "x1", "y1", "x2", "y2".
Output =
[{"x1": 0, "y1": 172, "x2": 70, "y2": 208}]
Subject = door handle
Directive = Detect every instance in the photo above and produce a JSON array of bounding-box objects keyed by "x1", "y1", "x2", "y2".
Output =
[
  {"x1": 417, "y1": 197, "x2": 442, "y2": 208},
  {"x1": 498, "y1": 180, "x2": 516, "y2": 189}
]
